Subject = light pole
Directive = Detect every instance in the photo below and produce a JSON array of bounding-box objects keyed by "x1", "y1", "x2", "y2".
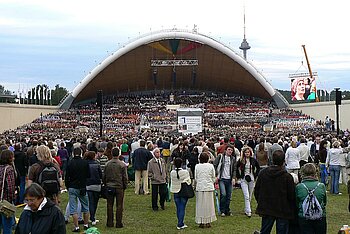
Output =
[{"x1": 335, "y1": 88, "x2": 341, "y2": 135}]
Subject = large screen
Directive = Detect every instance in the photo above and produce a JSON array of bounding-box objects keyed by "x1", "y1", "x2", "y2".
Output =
[
  {"x1": 177, "y1": 108, "x2": 203, "y2": 135},
  {"x1": 290, "y1": 74, "x2": 317, "y2": 101}
]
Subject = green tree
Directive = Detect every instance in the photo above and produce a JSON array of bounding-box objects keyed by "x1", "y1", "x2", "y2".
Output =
[
  {"x1": 0, "y1": 84, "x2": 12, "y2": 95},
  {"x1": 51, "y1": 84, "x2": 68, "y2": 105}
]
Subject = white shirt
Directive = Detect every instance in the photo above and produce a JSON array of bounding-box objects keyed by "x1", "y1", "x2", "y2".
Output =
[
  {"x1": 326, "y1": 148, "x2": 344, "y2": 166},
  {"x1": 285, "y1": 147, "x2": 301, "y2": 169},
  {"x1": 194, "y1": 163, "x2": 216, "y2": 192},
  {"x1": 130, "y1": 141, "x2": 140, "y2": 153},
  {"x1": 297, "y1": 143, "x2": 310, "y2": 162},
  {"x1": 170, "y1": 169, "x2": 191, "y2": 193},
  {"x1": 221, "y1": 156, "x2": 231, "y2": 179},
  {"x1": 170, "y1": 144, "x2": 178, "y2": 155},
  {"x1": 307, "y1": 140, "x2": 313, "y2": 150},
  {"x1": 244, "y1": 160, "x2": 254, "y2": 181},
  {"x1": 338, "y1": 153, "x2": 347, "y2": 167}
]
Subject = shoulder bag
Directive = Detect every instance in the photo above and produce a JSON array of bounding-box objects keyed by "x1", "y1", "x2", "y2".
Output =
[
  {"x1": 177, "y1": 182, "x2": 195, "y2": 198},
  {"x1": 0, "y1": 166, "x2": 16, "y2": 218}
]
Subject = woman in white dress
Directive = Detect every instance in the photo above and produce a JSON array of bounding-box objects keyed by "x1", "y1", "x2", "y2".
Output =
[{"x1": 194, "y1": 152, "x2": 217, "y2": 228}]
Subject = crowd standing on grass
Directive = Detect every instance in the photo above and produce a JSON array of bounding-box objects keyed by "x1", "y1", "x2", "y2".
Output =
[{"x1": 0, "y1": 93, "x2": 350, "y2": 233}]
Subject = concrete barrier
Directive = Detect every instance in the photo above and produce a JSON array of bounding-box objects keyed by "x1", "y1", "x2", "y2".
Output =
[{"x1": 0, "y1": 103, "x2": 58, "y2": 133}]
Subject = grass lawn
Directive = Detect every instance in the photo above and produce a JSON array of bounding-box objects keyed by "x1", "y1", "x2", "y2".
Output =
[{"x1": 17, "y1": 184, "x2": 349, "y2": 233}]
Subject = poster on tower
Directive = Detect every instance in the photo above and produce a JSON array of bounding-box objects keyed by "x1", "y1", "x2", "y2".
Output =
[{"x1": 177, "y1": 108, "x2": 203, "y2": 135}]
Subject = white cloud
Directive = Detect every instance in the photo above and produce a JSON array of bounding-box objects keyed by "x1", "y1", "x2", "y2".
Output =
[{"x1": 1, "y1": 0, "x2": 350, "y2": 93}]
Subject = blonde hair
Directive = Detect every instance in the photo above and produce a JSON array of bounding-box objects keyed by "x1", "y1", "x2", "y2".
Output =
[
  {"x1": 332, "y1": 141, "x2": 340, "y2": 148},
  {"x1": 291, "y1": 141, "x2": 297, "y2": 148},
  {"x1": 36, "y1": 145, "x2": 52, "y2": 162},
  {"x1": 291, "y1": 77, "x2": 304, "y2": 97}
]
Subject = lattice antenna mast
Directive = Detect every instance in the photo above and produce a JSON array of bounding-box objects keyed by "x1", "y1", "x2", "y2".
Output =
[{"x1": 239, "y1": 5, "x2": 251, "y2": 60}]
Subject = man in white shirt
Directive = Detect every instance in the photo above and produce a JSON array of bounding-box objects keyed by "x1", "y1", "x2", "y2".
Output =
[
  {"x1": 213, "y1": 144, "x2": 237, "y2": 216},
  {"x1": 130, "y1": 137, "x2": 140, "y2": 162},
  {"x1": 297, "y1": 138, "x2": 310, "y2": 167}
]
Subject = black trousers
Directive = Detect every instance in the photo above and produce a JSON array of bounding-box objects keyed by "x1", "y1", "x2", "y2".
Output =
[
  {"x1": 106, "y1": 187, "x2": 124, "y2": 228},
  {"x1": 151, "y1": 183, "x2": 166, "y2": 209}
]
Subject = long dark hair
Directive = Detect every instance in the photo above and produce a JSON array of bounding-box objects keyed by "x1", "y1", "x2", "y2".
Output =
[
  {"x1": 0, "y1": 149, "x2": 14, "y2": 165},
  {"x1": 174, "y1": 158, "x2": 182, "y2": 179}
]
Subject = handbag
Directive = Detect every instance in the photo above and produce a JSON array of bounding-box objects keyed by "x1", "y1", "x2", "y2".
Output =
[
  {"x1": 0, "y1": 166, "x2": 16, "y2": 218},
  {"x1": 177, "y1": 182, "x2": 194, "y2": 198},
  {"x1": 100, "y1": 185, "x2": 107, "y2": 199},
  {"x1": 244, "y1": 174, "x2": 252, "y2": 182}
]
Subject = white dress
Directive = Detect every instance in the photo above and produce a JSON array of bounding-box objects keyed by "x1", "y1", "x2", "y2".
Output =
[{"x1": 194, "y1": 163, "x2": 217, "y2": 224}]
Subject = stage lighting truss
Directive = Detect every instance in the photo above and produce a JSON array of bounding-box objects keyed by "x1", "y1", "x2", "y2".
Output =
[
  {"x1": 151, "y1": 59, "x2": 198, "y2": 67},
  {"x1": 288, "y1": 72, "x2": 318, "y2": 79}
]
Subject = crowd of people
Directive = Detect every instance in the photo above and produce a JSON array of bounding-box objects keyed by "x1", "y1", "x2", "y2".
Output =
[
  {"x1": 0, "y1": 92, "x2": 349, "y2": 233},
  {"x1": 2, "y1": 92, "x2": 324, "y2": 139}
]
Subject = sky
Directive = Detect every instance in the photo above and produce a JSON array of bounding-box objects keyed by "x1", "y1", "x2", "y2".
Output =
[{"x1": 1, "y1": 0, "x2": 350, "y2": 95}]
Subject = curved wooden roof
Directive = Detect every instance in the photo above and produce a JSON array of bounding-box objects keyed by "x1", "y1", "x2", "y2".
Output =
[{"x1": 61, "y1": 30, "x2": 288, "y2": 108}]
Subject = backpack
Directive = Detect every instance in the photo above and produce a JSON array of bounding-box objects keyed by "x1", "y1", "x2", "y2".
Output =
[
  {"x1": 301, "y1": 182, "x2": 323, "y2": 220},
  {"x1": 37, "y1": 162, "x2": 60, "y2": 195}
]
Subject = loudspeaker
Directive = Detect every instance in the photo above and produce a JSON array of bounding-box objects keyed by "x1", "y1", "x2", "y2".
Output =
[
  {"x1": 96, "y1": 90, "x2": 103, "y2": 107},
  {"x1": 336, "y1": 90, "x2": 341, "y2": 105}
]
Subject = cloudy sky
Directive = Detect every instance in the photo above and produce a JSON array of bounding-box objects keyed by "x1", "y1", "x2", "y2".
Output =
[{"x1": 1, "y1": 0, "x2": 350, "y2": 94}]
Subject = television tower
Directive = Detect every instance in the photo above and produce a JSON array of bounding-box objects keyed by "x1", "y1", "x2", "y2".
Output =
[{"x1": 239, "y1": 7, "x2": 251, "y2": 60}]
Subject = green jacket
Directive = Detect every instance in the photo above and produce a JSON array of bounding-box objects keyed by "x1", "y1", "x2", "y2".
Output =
[{"x1": 295, "y1": 178, "x2": 327, "y2": 218}]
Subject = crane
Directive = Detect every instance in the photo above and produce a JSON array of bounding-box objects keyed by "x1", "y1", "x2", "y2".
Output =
[{"x1": 302, "y1": 45, "x2": 319, "y2": 102}]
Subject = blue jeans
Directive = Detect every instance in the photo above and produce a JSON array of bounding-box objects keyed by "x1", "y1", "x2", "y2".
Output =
[
  {"x1": 261, "y1": 216, "x2": 289, "y2": 234},
  {"x1": 17, "y1": 176, "x2": 26, "y2": 204},
  {"x1": 68, "y1": 188, "x2": 89, "y2": 214},
  {"x1": 61, "y1": 159, "x2": 68, "y2": 178},
  {"x1": 87, "y1": 190, "x2": 100, "y2": 222},
  {"x1": 219, "y1": 178, "x2": 232, "y2": 214},
  {"x1": 0, "y1": 214, "x2": 13, "y2": 234},
  {"x1": 174, "y1": 193, "x2": 188, "y2": 227},
  {"x1": 65, "y1": 201, "x2": 83, "y2": 221},
  {"x1": 329, "y1": 165, "x2": 341, "y2": 194},
  {"x1": 319, "y1": 164, "x2": 328, "y2": 185},
  {"x1": 122, "y1": 155, "x2": 129, "y2": 163}
]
